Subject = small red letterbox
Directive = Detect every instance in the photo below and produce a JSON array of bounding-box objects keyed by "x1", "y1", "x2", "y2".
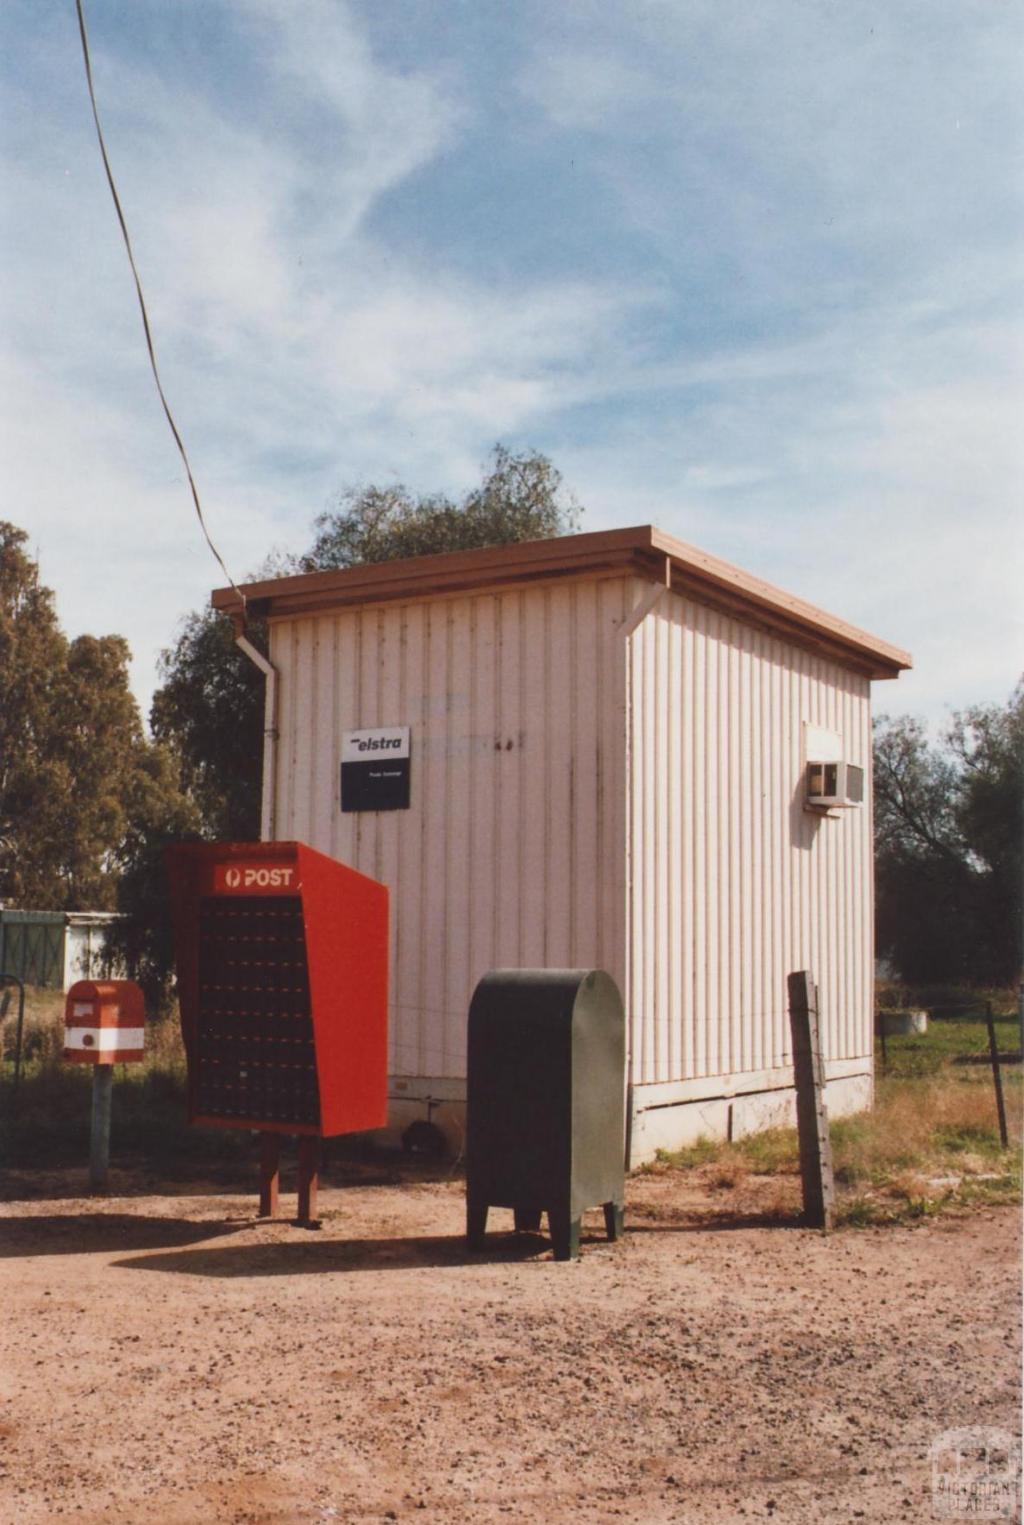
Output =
[
  {"x1": 165, "y1": 841, "x2": 389, "y2": 1138},
  {"x1": 64, "y1": 981, "x2": 146, "y2": 1064}
]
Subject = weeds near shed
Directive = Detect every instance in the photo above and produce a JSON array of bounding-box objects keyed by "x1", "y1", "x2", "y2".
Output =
[
  {"x1": 0, "y1": 990, "x2": 252, "y2": 1175},
  {"x1": 646, "y1": 1006, "x2": 1022, "y2": 1228}
]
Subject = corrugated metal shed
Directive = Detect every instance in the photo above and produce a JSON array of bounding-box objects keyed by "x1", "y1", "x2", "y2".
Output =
[{"x1": 213, "y1": 525, "x2": 910, "y2": 1163}]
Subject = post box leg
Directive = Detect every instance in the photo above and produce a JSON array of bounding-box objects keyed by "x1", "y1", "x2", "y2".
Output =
[
  {"x1": 603, "y1": 1201, "x2": 625, "y2": 1241},
  {"x1": 466, "y1": 1193, "x2": 488, "y2": 1249},
  {"x1": 296, "y1": 1135, "x2": 321, "y2": 1227},
  {"x1": 89, "y1": 1063, "x2": 113, "y2": 1194},
  {"x1": 513, "y1": 1207, "x2": 542, "y2": 1232},
  {"x1": 548, "y1": 1209, "x2": 580, "y2": 1262},
  {"x1": 258, "y1": 1132, "x2": 280, "y2": 1218}
]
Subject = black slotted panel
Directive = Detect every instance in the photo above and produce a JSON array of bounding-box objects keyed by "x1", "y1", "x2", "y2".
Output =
[{"x1": 195, "y1": 896, "x2": 320, "y2": 1127}]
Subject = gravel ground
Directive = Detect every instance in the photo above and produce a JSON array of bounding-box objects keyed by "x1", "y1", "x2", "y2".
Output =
[{"x1": 0, "y1": 1163, "x2": 1019, "y2": 1525}]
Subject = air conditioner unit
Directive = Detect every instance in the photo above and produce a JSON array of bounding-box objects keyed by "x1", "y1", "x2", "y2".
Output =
[{"x1": 806, "y1": 760, "x2": 864, "y2": 810}]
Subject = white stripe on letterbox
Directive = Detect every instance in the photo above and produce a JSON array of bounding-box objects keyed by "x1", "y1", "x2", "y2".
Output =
[{"x1": 65, "y1": 1027, "x2": 145, "y2": 1052}]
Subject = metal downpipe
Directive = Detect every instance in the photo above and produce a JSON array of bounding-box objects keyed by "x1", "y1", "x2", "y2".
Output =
[{"x1": 234, "y1": 628, "x2": 278, "y2": 842}]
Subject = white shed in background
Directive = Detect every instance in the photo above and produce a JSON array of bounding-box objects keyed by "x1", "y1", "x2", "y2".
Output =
[
  {"x1": 214, "y1": 526, "x2": 910, "y2": 1164},
  {"x1": 0, "y1": 909, "x2": 122, "y2": 991}
]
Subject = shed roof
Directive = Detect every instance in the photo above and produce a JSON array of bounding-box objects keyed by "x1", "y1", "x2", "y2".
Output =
[{"x1": 212, "y1": 524, "x2": 911, "y2": 680}]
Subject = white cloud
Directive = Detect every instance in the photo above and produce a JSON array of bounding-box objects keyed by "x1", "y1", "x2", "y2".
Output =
[
  {"x1": 562, "y1": 286, "x2": 1024, "y2": 724},
  {"x1": 519, "y1": 50, "x2": 658, "y2": 132},
  {"x1": 0, "y1": 0, "x2": 1019, "y2": 734},
  {"x1": 1, "y1": 6, "x2": 651, "y2": 718}
]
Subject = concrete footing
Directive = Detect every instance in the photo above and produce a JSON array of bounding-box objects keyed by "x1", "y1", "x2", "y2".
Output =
[{"x1": 378, "y1": 1067, "x2": 874, "y2": 1170}]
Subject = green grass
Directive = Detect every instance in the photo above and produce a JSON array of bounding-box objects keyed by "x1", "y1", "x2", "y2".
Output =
[
  {"x1": 0, "y1": 1061, "x2": 259, "y2": 1176},
  {"x1": 0, "y1": 990, "x2": 257, "y2": 1175},
  {"x1": 877, "y1": 1007, "x2": 1020, "y2": 1077},
  {"x1": 646, "y1": 1005, "x2": 1022, "y2": 1228}
]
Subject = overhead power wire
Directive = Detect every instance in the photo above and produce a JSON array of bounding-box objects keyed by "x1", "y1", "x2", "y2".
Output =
[{"x1": 74, "y1": 0, "x2": 247, "y2": 616}]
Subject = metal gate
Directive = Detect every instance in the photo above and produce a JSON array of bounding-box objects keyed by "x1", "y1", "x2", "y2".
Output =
[{"x1": 0, "y1": 913, "x2": 65, "y2": 988}]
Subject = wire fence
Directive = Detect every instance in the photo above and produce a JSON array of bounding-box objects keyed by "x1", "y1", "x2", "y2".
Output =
[{"x1": 874, "y1": 995, "x2": 1021, "y2": 1151}]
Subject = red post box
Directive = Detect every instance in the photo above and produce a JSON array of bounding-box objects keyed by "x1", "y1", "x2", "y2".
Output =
[
  {"x1": 64, "y1": 980, "x2": 146, "y2": 1195},
  {"x1": 64, "y1": 981, "x2": 146, "y2": 1064},
  {"x1": 165, "y1": 841, "x2": 388, "y2": 1220}
]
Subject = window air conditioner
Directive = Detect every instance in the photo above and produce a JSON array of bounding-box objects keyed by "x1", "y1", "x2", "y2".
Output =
[{"x1": 806, "y1": 760, "x2": 864, "y2": 810}]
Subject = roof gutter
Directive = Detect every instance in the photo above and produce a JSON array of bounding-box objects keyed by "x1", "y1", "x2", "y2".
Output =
[
  {"x1": 212, "y1": 525, "x2": 911, "y2": 680},
  {"x1": 233, "y1": 621, "x2": 278, "y2": 842}
]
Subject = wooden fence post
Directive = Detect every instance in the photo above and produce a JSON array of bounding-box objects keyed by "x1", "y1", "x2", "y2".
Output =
[
  {"x1": 787, "y1": 971, "x2": 835, "y2": 1231},
  {"x1": 985, "y1": 1001, "x2": 1009, "y2": 1149}
]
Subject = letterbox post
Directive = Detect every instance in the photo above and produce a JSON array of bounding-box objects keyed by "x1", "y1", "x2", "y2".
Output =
[
  {"x1": 258, "y1": 1132, "x2": 280, "y2": 1218},
  {"x1": 89, "y1": 1062, "x2": 114, "y2": 1194},
  {"x1": 296, "y1": 1135, "x2": 320, "y2": 1226},
  {"x1": 64, "y1": 980, "x2": 146, "y2": 1193}
]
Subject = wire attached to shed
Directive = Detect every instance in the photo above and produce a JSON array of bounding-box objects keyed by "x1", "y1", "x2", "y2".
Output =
[{"x1": 74, "y1": 0, "x2": 246, "y2": 616}]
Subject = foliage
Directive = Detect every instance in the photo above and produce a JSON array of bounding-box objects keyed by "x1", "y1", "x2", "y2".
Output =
[
  {"x1": 0, "y1": 523, "x2": 67, "y2": 904},
  {"x1": 301, "y1": 445, "x2": 579, "y2": 571},
  {"x1": 153, "y1": 445, "x2": 580, "y2": 845},
  {"x1": 873, "y1": 679, "x2": 1023, "y2": 985},
  {"x1": 0, "y1": 523, "x2": 193, "y2": 923},
  {"x1": 105, "y1": 743, "x2": 202, "y2": 1009},
  {"x1": 151, "y1": 609, "x2": 266, "y2": 842}
]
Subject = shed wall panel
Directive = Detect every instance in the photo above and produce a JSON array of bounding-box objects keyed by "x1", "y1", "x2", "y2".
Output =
[
  {"x1": 627, "y1": 595, "x2": 873, "y2": 1086},
  {"x1": 270, "y1": 579, "x2": 631, "y2": 1080}
]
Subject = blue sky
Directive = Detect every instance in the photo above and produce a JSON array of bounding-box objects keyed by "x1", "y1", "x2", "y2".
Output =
[{"x1": 2, "y1": 0, "x2": 1021, "y2": 728}]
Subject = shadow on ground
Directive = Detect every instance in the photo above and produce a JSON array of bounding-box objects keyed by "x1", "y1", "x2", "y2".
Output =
[
  {"x1": 0, "y1": 1151, "x2": 461, "y2": 1204},
  {"x1": 108, "y1": 1211, "x2": 807, "y2": 1275},
  {"x1": 627, "y1": 1212, "x2": 804, "y2": 1233},
  {"x1": 0, "y1": 1214, "x2": 247, "y2": 1257},
  {"x1": 110, "y1": 1229, "x2": 601, "y2": 1277}
]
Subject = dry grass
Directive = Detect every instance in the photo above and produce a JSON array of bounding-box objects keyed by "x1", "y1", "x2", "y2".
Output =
[
  {"x1": 831, "y1": 1069, "x2": 1021, "y2": 1223},
  {"x1": 835, "y1": 1073, "x2": 1020, "y2": 1176},
  {"x1": 142, "y1": 1011, "x2": 187, "y2": 1071},
  {"x1": 2, "y1": 986, "x2": 186, "y2": 1071},
  {"x1": 1, "y1": 988, "x2": 66, "y2": 1066},
  {"x1": 0, "y1": 988, "x2": 228, "y2": 1172},
  {"x1": 647, "y1": 1015, "x2": 1022, "y2": 1227}
]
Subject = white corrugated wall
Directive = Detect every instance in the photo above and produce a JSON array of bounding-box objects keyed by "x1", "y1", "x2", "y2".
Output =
[
  {"x1": 269, "y1": 571, "x2": 875, "y2": 1100},
  {"x1": 626, "y1": 592, "x2": 874, "y2": 1089},
  {"x1": 269, "y1": 576, "x2": 631, "y2": 1081}
]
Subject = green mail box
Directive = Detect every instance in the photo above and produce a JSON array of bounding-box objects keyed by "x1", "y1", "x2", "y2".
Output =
[{"x1": 466, "y1": 968, "x2": 626, "y2": 1261}]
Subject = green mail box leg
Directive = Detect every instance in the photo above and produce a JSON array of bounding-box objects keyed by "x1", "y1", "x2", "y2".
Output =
[
  {"x1": 466, "y1": 1194, "x2": 489, "y2": 1249},
  {"x1": 548, "y1": 1208, "x2": 580, "y2": 1261},
  {"x1": 603, "y1": 1201, "x2": 624, "y2": 1241}
]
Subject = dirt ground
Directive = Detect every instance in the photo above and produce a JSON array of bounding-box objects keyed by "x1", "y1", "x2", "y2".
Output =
[{"x1": 0, "y1": 1160, "x2": 1019, "y2": 1525}]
